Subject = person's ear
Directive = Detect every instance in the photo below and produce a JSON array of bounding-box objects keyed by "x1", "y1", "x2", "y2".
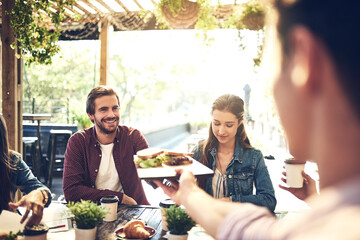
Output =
[
  {"x1": 288, "y1": 26, "x2": 324, "y2": 95},
  {"x1": 88, "y1": 113, "x2": 94, "y2": 122}
]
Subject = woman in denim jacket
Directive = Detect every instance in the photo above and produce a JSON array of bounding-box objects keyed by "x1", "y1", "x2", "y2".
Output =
[
  {"x1": 192, "y1": 94, "x2": 276, "y2": 212},
  {"x1": 0, "y1": 115, "x2": 51, "y2": 226}
]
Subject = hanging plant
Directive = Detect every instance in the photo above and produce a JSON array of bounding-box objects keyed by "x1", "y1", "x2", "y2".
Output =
[
  {"x1": 223, "y1": 0, "x2": 265, "y2": 30},
  {"x1": 7, "y1": 0, "x2": 75, "y2": 65},
  {"x1": 155, "y1": 0, "x2": 216, "y2": 30}
]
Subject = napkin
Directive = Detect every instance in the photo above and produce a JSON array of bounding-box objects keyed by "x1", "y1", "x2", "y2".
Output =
[{"x1": 0, "y1": 210, "x2": 25, "y2": 233}]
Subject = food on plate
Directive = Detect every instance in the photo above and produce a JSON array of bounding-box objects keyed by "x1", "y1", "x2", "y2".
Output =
[
  {"x1": 162, "y1": 150, "x2": 194, "y2": 166},
  {"x1": 135, "y1": 148, "x2": 164, "y2": 168},
  {"x1": 123, "y1": 220, "x2": 150, "y2": 239}
]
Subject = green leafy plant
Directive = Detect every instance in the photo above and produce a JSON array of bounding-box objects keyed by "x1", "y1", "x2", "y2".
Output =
[
  {"x1": 67, "y1": 200, "x2": 108, "y2": 229},
  {"x1": 155, "y1": 0, "x2": 216, "y2": 30},
  {"x1": 224, "y1": 0, "x2": 265, "y2": 30},
  {"x1": 7, "y1": 0, "x2": 75, "y2": 65},
  {"x1": 72, "y1": 112, "x2": 93, "y2": 130},
  {"x1": 166, "y1": 205, "x2": 196, "y2": 235},
  {"x1": 5, "y1": 231, "x2": 23, "y2": 240}
]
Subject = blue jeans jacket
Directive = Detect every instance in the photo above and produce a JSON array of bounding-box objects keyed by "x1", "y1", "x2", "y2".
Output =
[
  {"x1": 193, "y1": 141, "x2": 276, "y2": 212},
  {"x1": 9, "y1": 151, "x2": 51, "y2": 206}
]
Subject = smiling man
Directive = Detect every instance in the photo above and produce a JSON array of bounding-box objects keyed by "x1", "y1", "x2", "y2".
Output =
[{"x1": 63, "y1": 86, "x2": 149, "y2": 205}]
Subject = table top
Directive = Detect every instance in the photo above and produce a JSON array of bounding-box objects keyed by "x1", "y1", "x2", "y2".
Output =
[
  {"x1": 47, "y1": 205, "x2": 165, "y2": 240},
  {"x1": 23, "y1": 113, "x2": 52, "y2": 121}
]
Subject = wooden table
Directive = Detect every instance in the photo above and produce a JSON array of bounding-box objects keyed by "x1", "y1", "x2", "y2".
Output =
[
  {"x1": 97, "y1": 205, "x2": 164, "y2": 240},
  {"x1": 48, "y1": 205, "x2": 165, "y2": 240},
  {"x1": 23, "y1": 113, "x2": 51, "y2": 178}
]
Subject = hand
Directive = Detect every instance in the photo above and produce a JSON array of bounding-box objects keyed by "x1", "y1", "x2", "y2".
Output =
[
  {"x1": 279, "y1": 170, "x2": 317, "y2": 201},
  {"x1": 121, "y1": 194, "x2": 137, "y2": 205},
  {"x1": 8, "y1": 189, "x2": 45, "y2": 226},
  {"x1": 154, "y1": 169, "x2": 198, "y2": 205}
]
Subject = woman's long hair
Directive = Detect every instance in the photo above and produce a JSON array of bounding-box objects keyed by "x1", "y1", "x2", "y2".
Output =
[
  {"x1": 0, "y1": 115, "x2": 14, "y2": 212},
  {"x1": 199, "y1": 94, "x2": 252, "y2": 166}
]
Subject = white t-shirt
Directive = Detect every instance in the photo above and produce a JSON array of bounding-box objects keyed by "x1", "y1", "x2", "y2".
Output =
[{"x1": 95, "y1": 143, "x2": 123, "y2": 193}]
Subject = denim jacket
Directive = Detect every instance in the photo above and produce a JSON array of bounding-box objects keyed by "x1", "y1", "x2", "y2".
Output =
[
  {"x1": 9, "y1": 151, "x2": 51, "y2": 207},
  {"x1": 192, "y1": 141, "x2": 276, "y2": 212}
]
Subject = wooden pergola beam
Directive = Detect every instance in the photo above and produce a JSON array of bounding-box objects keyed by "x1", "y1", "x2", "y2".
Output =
[
  {"x1": 99, "y1": 17, "x2": 111, "y2": 86},
  {"x1": 1, "y1": 0, "x2": 23, "y2": 153}
]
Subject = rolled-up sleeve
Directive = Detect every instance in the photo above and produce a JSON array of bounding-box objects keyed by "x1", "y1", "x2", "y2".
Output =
[{"x1": 217, "y1": 203, "x2": 277, "y2": 240}]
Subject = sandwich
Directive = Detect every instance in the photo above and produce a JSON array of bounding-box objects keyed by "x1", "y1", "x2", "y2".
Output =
[
  {"x1": 135, "y1": 148, "x2": 164, "y2": 168},
  {"x1": 161, "y1": 150, "x2": 194, "y2": 166}
]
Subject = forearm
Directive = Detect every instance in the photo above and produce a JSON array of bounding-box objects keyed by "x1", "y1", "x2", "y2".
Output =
[
  {"x1": 181, "y1": 185, "x2": 240, "y2": 237},
  {"x1": 63, "y1": 184, "x2": 124, "y2": 203}
]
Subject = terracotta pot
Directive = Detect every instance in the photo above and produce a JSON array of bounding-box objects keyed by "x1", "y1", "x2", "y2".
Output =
[{"x1": 75, "y1": 226, "x2": 97, "y2": 240}]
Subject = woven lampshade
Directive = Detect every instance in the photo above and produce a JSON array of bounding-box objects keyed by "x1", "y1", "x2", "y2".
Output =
[{"x1": 161, "y1": 0, "x2": 200, "y2": 29}]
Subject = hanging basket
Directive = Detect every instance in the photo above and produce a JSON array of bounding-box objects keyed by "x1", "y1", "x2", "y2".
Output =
[
  {"x1": 161, "y1": 0, "x2": 200, "y2": 29},
  {"x1": 241, "y1": 13, "x2": 264, "y2": 30}
]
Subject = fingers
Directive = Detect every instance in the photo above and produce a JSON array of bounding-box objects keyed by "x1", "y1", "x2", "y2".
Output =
[{"x1": 8, "y1": 198, "x2": 24, "y2": 210}]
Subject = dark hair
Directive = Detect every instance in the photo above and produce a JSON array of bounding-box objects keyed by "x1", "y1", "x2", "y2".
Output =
[
  {"x1": 274, "y1": 0, "x2": 360, "y2": 117},
  {"x1": 0, "y1": 115, "x2": 14, "y2": 212},
  {"x1": 199, "y1": 94, "x2": 252, "y2": 166},
  {"x1": 86, "y1": 86, "x2": 120, "y2": 115}
]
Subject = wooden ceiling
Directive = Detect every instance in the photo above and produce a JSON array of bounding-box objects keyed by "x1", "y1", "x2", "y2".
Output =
[{"x1": 0, "y1": 0, "x2": 244, "y2": 39}]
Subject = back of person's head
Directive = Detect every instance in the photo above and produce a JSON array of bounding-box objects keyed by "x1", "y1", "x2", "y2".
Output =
[
  {"x1": 0, "y1": 115, "x2": 12, "y2": 213},
  {"x1": 86, "y1": 86, "x2": 120, "y2": 115},
  {"x1": 274, "y1": 0, "x2": 360, "y2": 117}
]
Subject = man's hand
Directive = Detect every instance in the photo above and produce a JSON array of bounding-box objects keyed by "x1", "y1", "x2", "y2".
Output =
[
  {"x1": 8, "y1": 189, "x2": 45, "y2": 226},
  {"x1": 121, "y1": 194, "x2": 137, "y2": 205},
  {"x1": 279, "y1": 170, "x2": 317, "y2": 201}
]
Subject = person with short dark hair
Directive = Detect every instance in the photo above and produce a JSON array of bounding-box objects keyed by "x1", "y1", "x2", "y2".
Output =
[
  {"x1": 155, "y1": 0, "x2": 360, "y2": 239},
  {"x1": 0, "y1": 115, "x2": 51, "y2": 226},
  {"x1": 63, "y1": 86, "x2": 149, "y2": 205}
]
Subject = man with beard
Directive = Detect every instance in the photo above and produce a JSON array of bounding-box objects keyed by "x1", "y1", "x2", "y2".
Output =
[{"x1": 63, "y1": 86, "x2": 149, "y2": 205}]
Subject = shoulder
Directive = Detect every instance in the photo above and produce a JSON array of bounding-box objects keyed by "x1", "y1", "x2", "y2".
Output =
[
  {"x1": 9, "y1": 150, "x2": 22, "y2": 166},
  {"x1": 69, "y1": 128, "x2": 92, "y2": 142},
  {"x1": 118, "y1": 125, "x2": 144, "y2": 138},
  {"x1": 243, "y1": 147, "x2": 263, "y2": 161}
]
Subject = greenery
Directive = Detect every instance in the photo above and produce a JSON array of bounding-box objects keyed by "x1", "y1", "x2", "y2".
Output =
[
  {"x1": 155, "y1": 0, "x2": 216, "y2": 30},
  {"x1": 73, "y1": 112, "x2": 93, "y2": 130},
  {"x1": 5, "y1": 231, "x2": 23, "y2": 240},
  {"x1": 165, "y1": 205, "x2": 196, "y2": 235},
  {"x1": 67, "y1": 200, "x2": 108, "y2": 229},
  {"x1": 7, "y1": 0, "x2": 75, "y2": 65}
]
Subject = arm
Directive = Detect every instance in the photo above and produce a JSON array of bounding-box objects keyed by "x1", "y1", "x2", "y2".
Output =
[
  {"x1": 233, "y1": 151, "x2": 277, "y2": 212},
  {"x1": 154, "y1": 169, "x2": 277, "y2": 238},
  {"x1": 63, "y1": 135, "x2": 126, "y2": 203},
  {"x1": 9, "y1": 152, "x2": 51, "y2": 226}
]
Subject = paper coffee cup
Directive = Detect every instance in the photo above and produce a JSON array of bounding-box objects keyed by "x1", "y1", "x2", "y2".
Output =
[
  {"x1": 284, "y1": 159, "x2": 305, "y2": 188},
  {"x1": 159, "y1": 199, "x2": 175, "y2": 231},
  {"x1": 100, "y1": 195, "x2": 119, "y2": 222}
]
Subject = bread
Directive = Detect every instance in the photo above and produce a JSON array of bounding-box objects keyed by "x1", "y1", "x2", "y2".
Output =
[
  {"x1": 164, "y1": 150, "x2": 194, "y2": 157},
  {"x1": 137, "y1": 148, "x2": 164, "y2": 160},
  {"x1": 123, "y1": 220, "x2": 150, "y2": 239}
]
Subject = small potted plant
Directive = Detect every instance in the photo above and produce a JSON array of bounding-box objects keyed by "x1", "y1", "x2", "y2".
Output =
[
  {"x1": 67, "y1": 200, "x2": 108, "y2": 240},
  {"x1": 165, "y1": 205, "x2": 196, "y2": 240}
]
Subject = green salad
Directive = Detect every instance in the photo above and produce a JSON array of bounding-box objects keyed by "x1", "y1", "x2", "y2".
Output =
[{"x1": 134, "y1": 155, "x2": 165, "y2": 168}]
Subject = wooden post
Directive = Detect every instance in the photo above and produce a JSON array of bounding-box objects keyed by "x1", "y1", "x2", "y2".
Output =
[
  {"x1": 100, "y1": 18, "x2": 111, "y2": 86},
  {"x1": 2, "y1": 0, "x2": 23, "y2": 153}
]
